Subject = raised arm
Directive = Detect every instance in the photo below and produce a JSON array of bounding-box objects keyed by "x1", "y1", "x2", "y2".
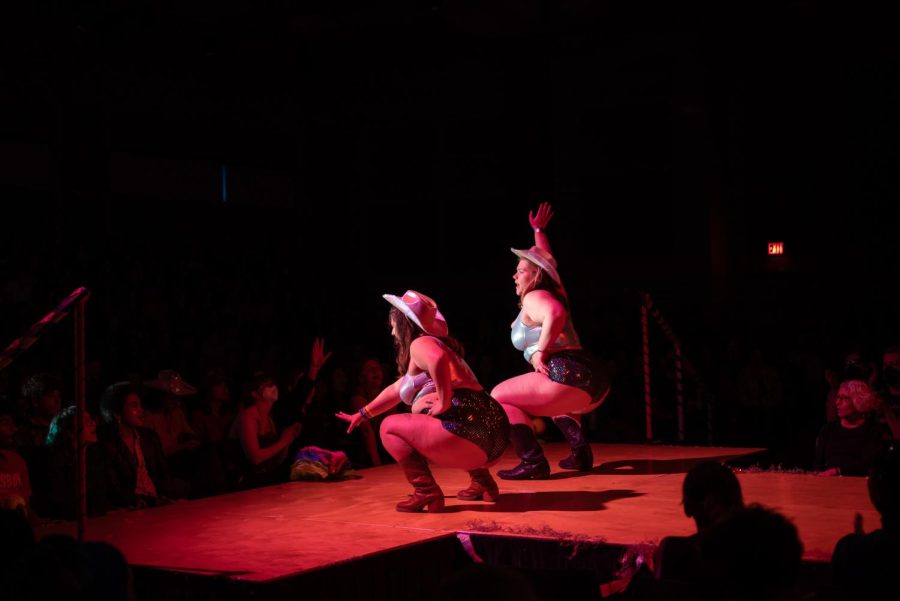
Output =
[
  {"x1": 529, "y1": 202, "x2": 555, "y2": 255},
  {"x1": 410, "y1": 337, "x2": 452, "y2": 417}
]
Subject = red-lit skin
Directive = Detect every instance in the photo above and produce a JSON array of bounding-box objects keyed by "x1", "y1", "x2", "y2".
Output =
[
  {"x1": 237, "y1": 381, "x2": 299, "y2": 467},
  {"x1": 835, "y1": 388, "x2": 865, "y2": 429},
  {"x1": 492, "y1": 202, "x2": 598, "y2": 427},
  {"x1": 35, "y1": 389, "x2": 62, "y2": 422},
  {"x1": 336, "y1": 306, "x2": 489, "y2": 472},
  {"x1": 513, "y1": 259, "x2": 539, "y2": 298},
  {"x1": 80, "y1": 411, "x2": 98, "y2": 445},
  {"x1": 120, "y1": 393, "x2": 145, "y2": 429}
]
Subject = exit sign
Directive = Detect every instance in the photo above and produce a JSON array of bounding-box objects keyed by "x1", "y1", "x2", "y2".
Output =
[{"x1": 768, "y1": 242, "x2": 784, "y2": 255}]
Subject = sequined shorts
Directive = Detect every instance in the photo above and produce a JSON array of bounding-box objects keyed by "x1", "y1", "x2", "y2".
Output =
[
  {"x1": 438, "y1": 388, "x2": 510, "y2": 462},
  {"x1": 547, "y1": 349, "x2": 611, "y2": 402}
]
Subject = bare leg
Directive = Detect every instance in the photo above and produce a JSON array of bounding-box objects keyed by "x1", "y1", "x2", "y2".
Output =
[{"x1": 380, "y1": 414, "x2": 492, "y2": 512}]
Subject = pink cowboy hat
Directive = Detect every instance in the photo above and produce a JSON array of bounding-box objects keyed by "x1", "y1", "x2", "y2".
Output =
[
  {"x1": 382, "y1": 290, "x2": 448, "y2": 337},
  {"x1": 511, "y1": 246, "x2": 561, "y2": 284}
]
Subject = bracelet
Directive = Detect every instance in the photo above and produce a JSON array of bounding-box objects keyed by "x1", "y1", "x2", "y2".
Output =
[
  {"x1": 533, "y1": 227, "x2": 543, "y2": 233},
  {"x1": 358, "y1": 406, "x2": 373, "y2": 421}
]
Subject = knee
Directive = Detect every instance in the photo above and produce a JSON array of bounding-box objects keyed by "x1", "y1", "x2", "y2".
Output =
[{"x1": 379, "y1": 415, "x2": 401, "y2": 438}]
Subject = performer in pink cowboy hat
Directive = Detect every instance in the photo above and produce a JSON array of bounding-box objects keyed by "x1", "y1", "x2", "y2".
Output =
[
  {"x1": 337, "y1": 290, "x2": 509, "y2": 512},
  {"x1": 492, "y1": 202, "x2": 612, "y2": 480}
]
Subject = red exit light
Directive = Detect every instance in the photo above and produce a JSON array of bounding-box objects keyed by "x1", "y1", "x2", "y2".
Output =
[{"x1": 768, "y1": 241, "x2": 784, "y2": 255}]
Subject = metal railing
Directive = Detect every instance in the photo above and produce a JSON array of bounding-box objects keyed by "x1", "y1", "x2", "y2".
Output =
[
  {"x1": 640, "y1": 291, "x2": 713, "y2": 444},
  {"x1": 1, "y1": 286, "x2": 91, "y2": 540}
]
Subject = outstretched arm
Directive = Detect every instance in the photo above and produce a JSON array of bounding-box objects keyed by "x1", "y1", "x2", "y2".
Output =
[
  {"x1": 336, "y1": 379, "x2": 403, "y2": 433},
  {"x1": 529, "y1": 202, "x2": 554, "y2": 254}
]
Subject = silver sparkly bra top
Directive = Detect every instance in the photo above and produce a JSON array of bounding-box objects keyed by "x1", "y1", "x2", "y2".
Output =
[
  {"x1": 510, "y1": 309, "x2": 581, "y2": 362},
  {"x1": 397, "y1": 337, "x2": 480, "y2": 405}
]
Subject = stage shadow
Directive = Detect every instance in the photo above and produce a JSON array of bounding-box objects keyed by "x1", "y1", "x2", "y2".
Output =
[
  {"x1": 445, "y1": 489, "x2": 644, "y2": 513},
  {"x1": 540, "y1": 452, "x2": 768, "y2": 478}
]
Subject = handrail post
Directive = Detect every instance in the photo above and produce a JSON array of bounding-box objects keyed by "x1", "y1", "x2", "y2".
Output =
[
  {"x1": 641, "y1": 301, "x2": 653, "y2": 441},
  {"x1": 675, "y1": 342, "x2": 684, "y2": 442},
  {"x1": 75, "y1": 295, "x2": 88, "y2": 542}
]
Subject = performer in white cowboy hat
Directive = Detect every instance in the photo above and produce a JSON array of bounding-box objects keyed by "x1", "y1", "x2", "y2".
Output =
[
  {"x1": 493, "y1": 202, "x2": 611, "y2": 480},
  {"x1": 337, "y1": 290, "x2": 509, "y2": 512}
]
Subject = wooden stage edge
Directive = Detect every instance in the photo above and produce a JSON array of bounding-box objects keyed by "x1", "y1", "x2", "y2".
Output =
[{"x1": 36, "y1": 443, "x2": 875, "y2": 586}]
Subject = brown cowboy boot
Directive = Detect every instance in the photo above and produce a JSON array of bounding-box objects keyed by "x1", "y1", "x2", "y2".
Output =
[
  {"x1": 396, "y1": 451, "x2": 445, "y2": 512},
  {"x1": 553, "y1": 415, "x2": 594, "y2": 471},
  {"x1": 456, "y1": 468, "x2": 500, "y2": 502}
]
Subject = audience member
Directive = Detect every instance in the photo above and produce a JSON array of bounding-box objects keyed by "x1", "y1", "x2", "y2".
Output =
[
  {"x1": 18, "y1": 372, "x2": 63, "y2": 451},
  {"x1": 191, "y1": 368, "x2": 236, "y2": 444},
  {"x1": 831, "y1": 444, "x2": 900, "y2": 598},
  {"x1": 814, "y1": 380, "x2": 887, "y2": 476},
  {"x1": 699, "y1": 504, "x2": 803, "y2": 601},
  {"x1": 655, "y1": 460, "x2": 745, "y2": 582},
  {"x1": 229, "y1": 372, "x2": 301, "y2": 489},
  {"x1": 99, "y1": 382, "x2": 179, "y2": 508},
  {"x1": 879, "y1": 346, "x2": 900, "y2": 439},
  {"x1": 40, "y1": 405, "x2": 110, "y2": 519},
  {"x1": 142, "y1": 370, "x2": 201, "y2": 457},
  {"x1": 0, "y1": 404, "x2": 31, "y2": 517}
]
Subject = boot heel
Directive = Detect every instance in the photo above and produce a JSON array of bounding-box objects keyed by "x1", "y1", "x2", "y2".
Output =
[
  {"x1": 396, "y1": 491, "x2": 445, "y2": 512},
  {"x1": 481, "y1": 488, "x2": 499, "y2": 503}
]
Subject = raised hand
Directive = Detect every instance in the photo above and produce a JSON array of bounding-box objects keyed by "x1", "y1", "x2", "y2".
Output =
[
  {"x1": 308, "y1": 337, "x2": 333, "y2": 381},
  {"x1": 529, "y1": 202, "x2": 554, "y2": 231}
]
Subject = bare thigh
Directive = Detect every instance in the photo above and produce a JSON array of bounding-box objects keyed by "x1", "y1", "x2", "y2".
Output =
[
  {"x1": 380, "y1": 413, "x2": 488, "y2": 470},
  {"x1": 491, "y1": 372, "x2": 593, "y2": 425}
]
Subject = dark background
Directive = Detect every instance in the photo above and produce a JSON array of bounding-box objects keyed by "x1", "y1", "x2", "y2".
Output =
[{"x1": 2, "y1": 1, "x2": 899, "y2": 453}]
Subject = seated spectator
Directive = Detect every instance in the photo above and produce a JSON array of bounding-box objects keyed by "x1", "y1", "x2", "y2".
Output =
[
  {"x1": 40, "y1": 405, "x2": 109, "y2": 519},
  {"x1": 143, "y1": 369, "x2": 226, "y2": 498},
  {"x1": 0, "y1": 404, "x2": 32, "y2": 518},
  {"x1": 879, "y1": 346, "x2": 900, "y2": 439},
  {"x1": 142, "y1": 370, "x2": 201, "y2": 457},
  {"x1": 14, "y1": 534, "x2": 134, "y2": 601},
  {"x1": 699, "y1": 504, "x2": 803, "y2": 601},
  {"x1": 229, "y1": 372, "x2": 301, "y2": 489},
  {"x1": 18, "y1": 372, "x2": 63, "y2": 451},
  {"x1": 98, "y1": 382, "x2": 180, "y2": 508},
  {"x1": 191, "y1": 368, "x2": 236, "y2": 444},
  {"x1": 815, "y1": 379, "x2": 888, "y2": 476},
  {"x1": 655, "y1": 460, "x2": 745, "y2": 583},
  {"x1": 831, "y1": 444, "x2": 900, "y2": 598}
]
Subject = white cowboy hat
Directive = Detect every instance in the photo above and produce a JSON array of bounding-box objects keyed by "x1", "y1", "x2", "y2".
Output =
[
  {"x1": 383, "y1": 290, "x2": 448, "y2": 337},
  {"x1": 511, "y1": 246, "x2": 561, "y2": 285}
]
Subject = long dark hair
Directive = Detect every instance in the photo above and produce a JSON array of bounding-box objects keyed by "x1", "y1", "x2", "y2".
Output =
[
  {"x1": 390, "y1": 307, "x2": 464, "y2": 376},
  {"x1": 519, "y1": 263, "x2": 569, "y2": 311}
]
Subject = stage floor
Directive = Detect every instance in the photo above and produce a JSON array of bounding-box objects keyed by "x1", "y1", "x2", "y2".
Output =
[{"x1": 36, "y1": 443, "x2": 877, "y2": 583}]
